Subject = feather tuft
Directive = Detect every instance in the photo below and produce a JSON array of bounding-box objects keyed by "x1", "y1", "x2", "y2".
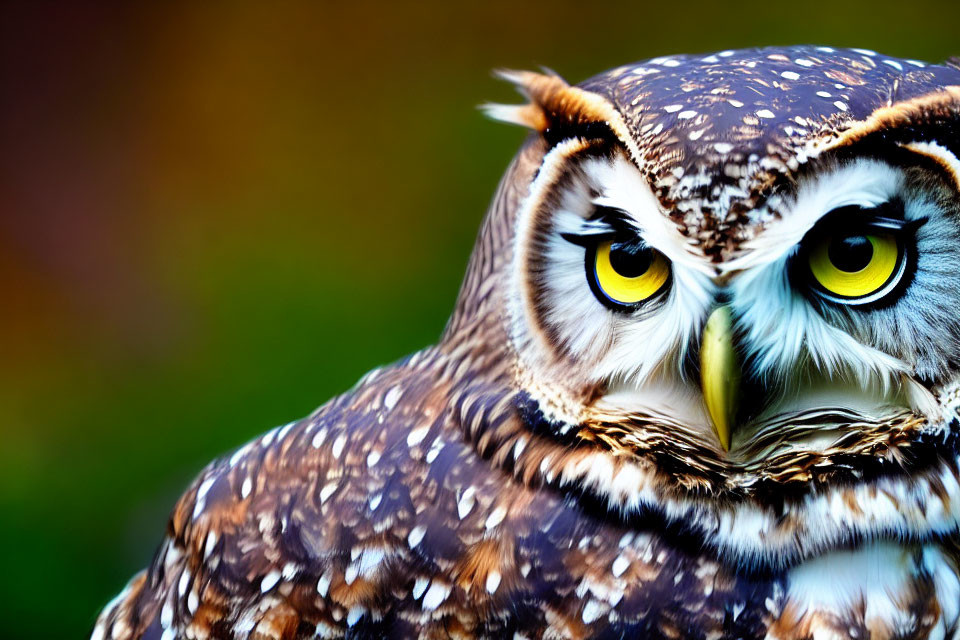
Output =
[{"x1": 479, "y1": 102, "x2": 546, "y2": 129}]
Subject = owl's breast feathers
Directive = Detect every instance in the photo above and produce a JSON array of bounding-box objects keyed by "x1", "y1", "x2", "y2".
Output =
[{"x1": 92, "y1": 346, "x2": 958, "y2": 639}]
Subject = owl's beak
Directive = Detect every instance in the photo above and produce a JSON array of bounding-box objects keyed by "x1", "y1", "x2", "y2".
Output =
[{"x1": 700, "y1": 305, "x2": 741, "y2": 451}]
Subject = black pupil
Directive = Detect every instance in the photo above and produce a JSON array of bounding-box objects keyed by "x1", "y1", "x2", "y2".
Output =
[
  {"x1": 827, "y1": 234, "x2": 874, "y2": 272},
  {"x1": 609, "y1": 240, "x2": 653, "y2": 278}
]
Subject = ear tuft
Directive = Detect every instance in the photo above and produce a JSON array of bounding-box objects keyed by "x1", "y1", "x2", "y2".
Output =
[
  {"x1": 479, "y1": 102, "x2": 548, "y2": 130},
  {"x1": 482, "y1": 69, "x2": 620, "y2": 136},
  {"x1": 481, "y1": 69, "x2": 571, "y2": 130}
]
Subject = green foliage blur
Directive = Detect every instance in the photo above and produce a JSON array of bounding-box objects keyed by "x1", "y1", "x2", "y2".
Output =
[{"x1": 1, "y1": 1, "x2": 958, "y2": 637}]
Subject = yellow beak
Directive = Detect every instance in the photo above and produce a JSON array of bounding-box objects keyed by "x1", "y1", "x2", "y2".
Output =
[{"x1": 700, "y1": 305, "x2": 741, "y2": 451}]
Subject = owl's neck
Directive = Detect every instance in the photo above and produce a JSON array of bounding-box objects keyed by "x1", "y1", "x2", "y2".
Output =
[{"x1": 446, "y1": 359, "x2": 960, "y2": 573}]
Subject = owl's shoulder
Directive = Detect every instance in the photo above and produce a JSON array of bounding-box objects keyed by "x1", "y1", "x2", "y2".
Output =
[
  {"x1": 91, "y1": 350, "x2": 466, "y2": 637},
  {"x1": 169, "y1": 347, "x2": 458, "y2": 563}
]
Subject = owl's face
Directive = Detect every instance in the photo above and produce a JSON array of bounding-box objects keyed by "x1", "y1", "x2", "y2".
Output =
[{"x1": 477, "y1": 48, "x2": 960, "y2": 568}]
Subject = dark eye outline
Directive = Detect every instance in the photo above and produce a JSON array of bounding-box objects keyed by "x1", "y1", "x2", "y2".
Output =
[
  {"x1": 791, "y1": 203, "x2": 925, "y2": 308},
  {"x1": 562, "y1": 207, "x2": 672, "y2": 312}
]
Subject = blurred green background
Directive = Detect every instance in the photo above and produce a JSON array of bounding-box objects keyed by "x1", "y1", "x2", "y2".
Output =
[{"x1": 1, "y1": 1, "x2": 958, "y2": 637}]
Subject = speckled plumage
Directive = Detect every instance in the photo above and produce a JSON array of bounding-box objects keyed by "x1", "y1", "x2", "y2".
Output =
[{"x1": 94, "y1": 46, "x2": 960, "y2": 640}]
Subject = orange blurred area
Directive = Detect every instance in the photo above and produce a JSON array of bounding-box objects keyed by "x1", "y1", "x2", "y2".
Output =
[{"x1": 1, "y1": 1, "x2": 958, "y2": 637}]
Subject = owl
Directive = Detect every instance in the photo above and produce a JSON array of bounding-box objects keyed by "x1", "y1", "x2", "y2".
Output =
[{"x1": 92, "y1": 46, "x2": 960, "y2": 640}]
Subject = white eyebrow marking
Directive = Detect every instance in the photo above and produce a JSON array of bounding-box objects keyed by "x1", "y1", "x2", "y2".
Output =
[{"x1": 725, "y1": 159, "x2": 903, "y2": 272}]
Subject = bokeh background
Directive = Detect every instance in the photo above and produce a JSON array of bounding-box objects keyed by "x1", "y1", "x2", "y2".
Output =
[{"x1": 2, "y1": 1, "x2": 959, "y2": 637}]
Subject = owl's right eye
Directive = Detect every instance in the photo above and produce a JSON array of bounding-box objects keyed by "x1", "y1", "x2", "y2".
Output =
[{"x1": 586, "y1": 237, "x2": 671, "y2": 311}]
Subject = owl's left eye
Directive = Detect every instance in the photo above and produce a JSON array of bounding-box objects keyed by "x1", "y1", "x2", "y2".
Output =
[
  {"x1": 587, "y1": 238, "x2": 670, "y2": 310},
  {"x1": 798, "y1": 209, "x2": 916, "y2": 306}
]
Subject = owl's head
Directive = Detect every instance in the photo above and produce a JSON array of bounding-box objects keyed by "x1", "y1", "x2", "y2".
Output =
[{"x1": 446, "y1": 47, "x2": 960, "y2": 569}]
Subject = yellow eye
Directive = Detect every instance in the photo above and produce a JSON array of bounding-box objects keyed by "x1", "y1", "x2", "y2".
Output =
[
  {"x1": 807, "y1": 231, "x2": 905, "y2": 302},
  {"x1": 591, "y1": 239, "x2": 670, "y2": 309}
]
